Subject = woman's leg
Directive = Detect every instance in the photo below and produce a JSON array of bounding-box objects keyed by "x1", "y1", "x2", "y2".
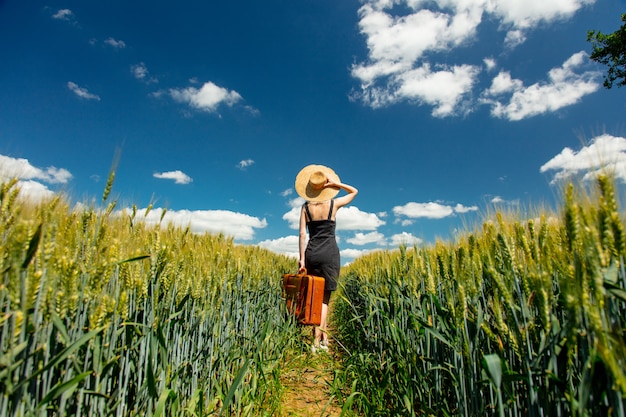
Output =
[
  {"x1": 313, "y1": 290, "x2": 332, "y2": 349},
  {"x1": 314, "y1": 302, "x2": 329, "y2": 346}
]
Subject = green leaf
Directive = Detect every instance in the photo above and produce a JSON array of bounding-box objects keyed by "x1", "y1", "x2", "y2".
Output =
[
  {"x1": 184, "y1": 389, "x2": 205, "y2": 416},
  {"x1": 21, "y1": 223, "x2": 42, "y2": 269},
  {"x1": 603, "y1": 262, "x2": 619, "y2": 284},
  {"x1": 219, "y1": 359, "x2": 250, "y2": 416},
  {"x1": 482, "y1": 353, "x2": 503, "y2": 389},
  {"x1": 51, "y1": 312, "x2": 70, "y2": 345},
  {"x1": 154, "y1": 388, "x2": 177, "y2": 417},
  {"x1": 12, "y1": 327, "x2": 102, "y2": 393},
  {"x1": 146, "y1": 349, "x2": 158, "y2": 399},
  {"x1": 116, "y1": 254, "x2": 150, "y2": 264},
  {"x1": 605, "y1": 282, "x2": 626, "y2": 303},
  {"x1": 0, "y1": 340, "x2": 28, "y2": 367},
  {"x1": 37, "y1": 371, "x2": 92, "y2": 409}
]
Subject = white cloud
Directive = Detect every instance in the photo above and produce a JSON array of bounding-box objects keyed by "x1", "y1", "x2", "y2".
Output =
[
  {"x1": 337, "y1": 206, "x2": 387, "y2": 231},
  {"x1": 281, "y1": 188, "x2": 293, "y2": 197},
  {"x1": 396, "y1": 63, "x2": 479, "y2": 117},
  {"x1": 485, "y1": 71, "x2": 524, "y2": 95},
  {"x1": 352, "y1": 1, "x2": 482, "y2": 115},
  {"x1": 454, "y1": 203, "x2": 479, "y2": 214},
  {"x1": 394, "y1": 201, "x2": 453, "y2": 219},
  {"x1": 483, "y1": 58, "x2": 497, "y2": 72},
  {"x1": 354, "y1": 6, "x2": 452, "y2": 75},
  {"x1": 153, "y1": 170, "x2": 193, "y2": 184},
  {"x1": 131, "y1": 63, "x2": 158, "y2": 84},
  {"x1": 503, "y1": 29, "x2": 526, "y2": 48},
  {"x1": 282, "y1": 202, "x2": 303, "y2": 228},
  {"x1": 540, "y1": 134, "x2": 626, "y2": 183},
  {"x1": 482, "y1": 52, "x2": 601, "y2": 120},
  {"x1": 487, "y1": 0, "x2": 593, "y2": 30},
  {"x1": 390, "y1": 232, "x2": 422, "y2": 246},
  {"x1": 237, "y1": 159, "x2": 255, "y2": 170},
  {"x1": 0, "y1": 154, "x2": 72, "y2": 202},
  {"x1": 12, "y1": 180, "x2": 56, "y2": 202},
  {"x1": 257, "y1": 235, "x2": 299, "y2": 258},
  {"x1": 128, "y1": 207, "x2": 267, "y2": 240},
  {"x1": 341, "y1": 247, "x2": 375, "y2": 261},
  {"x1": 0, "y1": 154, "x2": 72, "y2": 183},
  {"x1": 67, "y1": 82, "x2": 101, "y2": 101},
  {"x1": 490, "y1": 196, "x2": 520, "y2": 206},
  {"x1": 169, "y1": 81, "x2": 242, "y2": 113},
  {"x1": 52, "y1": 9, "x2": 74, "y2": 21},
  {"x1": 104, "y1": 37, "x2": 126, "y2": 49},
  {"x1": 352, "y1": 0, "x2": 598, "y2": 117},
  {"x1": 347, "y1": 231, "x2": 387, "y2": 245},
  {"x1": 131, "y1": 63, "x2": 147, "y2": 79},
  {"x1": 393, "y1": 200, "x2": 477, "y2": 219}
]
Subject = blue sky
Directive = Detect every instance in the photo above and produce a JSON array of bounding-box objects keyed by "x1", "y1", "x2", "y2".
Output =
[{"x1": 1, "y1": 0, "x2": 625, "y2": 264}]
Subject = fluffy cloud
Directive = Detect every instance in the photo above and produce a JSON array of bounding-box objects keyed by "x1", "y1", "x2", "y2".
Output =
[
  {"x1": 257, "y1": 235, "x2": 299, "y2": 258},
  {"x1": 104, "y1": 38, "x2": 126, "y2": 48},
  {"x1": 341, "y1": 247, "x2": 376, "y2": 262},
  {"x1": 491, "y1": 196, "x2": 520, "y2": 206},
  {"x1": 0, "y1": 154, "x2": 72, "y2": 184},
  {"x1": 352, "y1": 0, "x2": 598, "y2": 118},
  {"x1": 11, "y1": 180, "x2": 56, "y2": 201},
  {"x1": 347, "y1": 231, "x2": 387, "y2": 245},
  {"x1": 540, "y1": 134, "x2": 626, "y2": 183},
  {"x1": 486, "y1": 0, "x2": 593, "y2": 31},
  {"x1": 67, "y1": 82, "x2": 101, "y2": 101},
  {"x1": 170, "y1": 81, "x2": 242, "y2": 113},
  {"x1": 0, "y1": 154, "x2": 72, "y2": 201},
  {"x1": 52, "y1": 9, "x2": 74, "y2": 21},
  {"x1": 337, "y1": 206, "x2": 387, "y2": 231},
  {"x1": 482, "y1": 52, "x2": 600, "y2": 120},
  {"x1": 131, "y1": 63, "x2": 158, "y2": 84},
  {"x1": 153, "y1": 170, "x2": 193, "y2": 184},
  {"x1": 129, "y1": 207, "x2": 267, "y2": 240},
  {"x1": 237, "y1": 159, "x2": 255, "y2": 170},
  {"x1": 390, "y1": 232, "x2": 422, "y2": 246},
  {"x1": 398, "y1": 64, "x2": 479, "y2": 117},
  {"x1": 393, "y1": 201, "x2": 478, "y2": 219}
]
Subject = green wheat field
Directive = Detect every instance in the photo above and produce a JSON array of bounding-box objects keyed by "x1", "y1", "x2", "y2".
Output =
[{"x1": 1, "y1": 172, "x2": 625, "y2": 416}]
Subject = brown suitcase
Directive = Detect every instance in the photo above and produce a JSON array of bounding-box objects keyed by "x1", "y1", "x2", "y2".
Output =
[{"x1": 282, "y1": 269, "x2": 325, "y2": 326}]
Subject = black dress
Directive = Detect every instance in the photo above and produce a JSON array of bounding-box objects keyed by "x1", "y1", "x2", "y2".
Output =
[{"x1": 304, "y1": 200, "x2": 340, "y2": 292}]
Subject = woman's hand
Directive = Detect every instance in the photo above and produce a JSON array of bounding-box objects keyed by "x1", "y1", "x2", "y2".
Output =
[
  {"x1": 298, "y1": 259, "x2": 306, "y2": 273},
  {"x1": 324, "y1": 178, "x2": 341, "y2": 189}
]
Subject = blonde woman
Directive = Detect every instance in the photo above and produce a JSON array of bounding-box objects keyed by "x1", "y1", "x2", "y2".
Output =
[{"x1": 295, "y1": 165, "x2": 358, "y2": 352}]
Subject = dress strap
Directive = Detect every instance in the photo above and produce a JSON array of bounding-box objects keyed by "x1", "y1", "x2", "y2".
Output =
[
  {"x1": 327, "y1": 200, "x2": 334, "y2": 220},
  {"x1": 304, "y1": 202, "x2": 313, "y2": 222}
]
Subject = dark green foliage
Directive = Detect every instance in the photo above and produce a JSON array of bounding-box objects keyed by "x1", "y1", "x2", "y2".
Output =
[{"x1": 588, "y1": 14, "x2": 626, "y2": 89}]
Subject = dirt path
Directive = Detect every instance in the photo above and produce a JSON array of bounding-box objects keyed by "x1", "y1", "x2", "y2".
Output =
[{"x1": 279, "y1": 347, "x2": 343, "y2": 417}]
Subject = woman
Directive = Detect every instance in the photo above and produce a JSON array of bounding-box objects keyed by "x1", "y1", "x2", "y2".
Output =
[{"x1": 295, "y1": 164, "x2": 358, "y2": 352}]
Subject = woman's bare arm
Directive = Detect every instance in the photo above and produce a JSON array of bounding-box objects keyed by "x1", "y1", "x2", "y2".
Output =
[
  {"x1": 325, "y1": 179, "x2": 358, "y2": 208},
  {"x1": 298, "y1": 204, "x2": 307, "y2": 272}
]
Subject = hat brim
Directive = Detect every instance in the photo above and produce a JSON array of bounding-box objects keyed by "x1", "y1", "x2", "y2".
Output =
[{"x1": 295, "y1": 164, "x2": 341, "y2": 202}]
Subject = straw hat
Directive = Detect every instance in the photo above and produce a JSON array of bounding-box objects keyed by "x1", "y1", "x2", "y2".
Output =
[{"x1": 295, "y1": 164, "x2": 340, "y2": 202}]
